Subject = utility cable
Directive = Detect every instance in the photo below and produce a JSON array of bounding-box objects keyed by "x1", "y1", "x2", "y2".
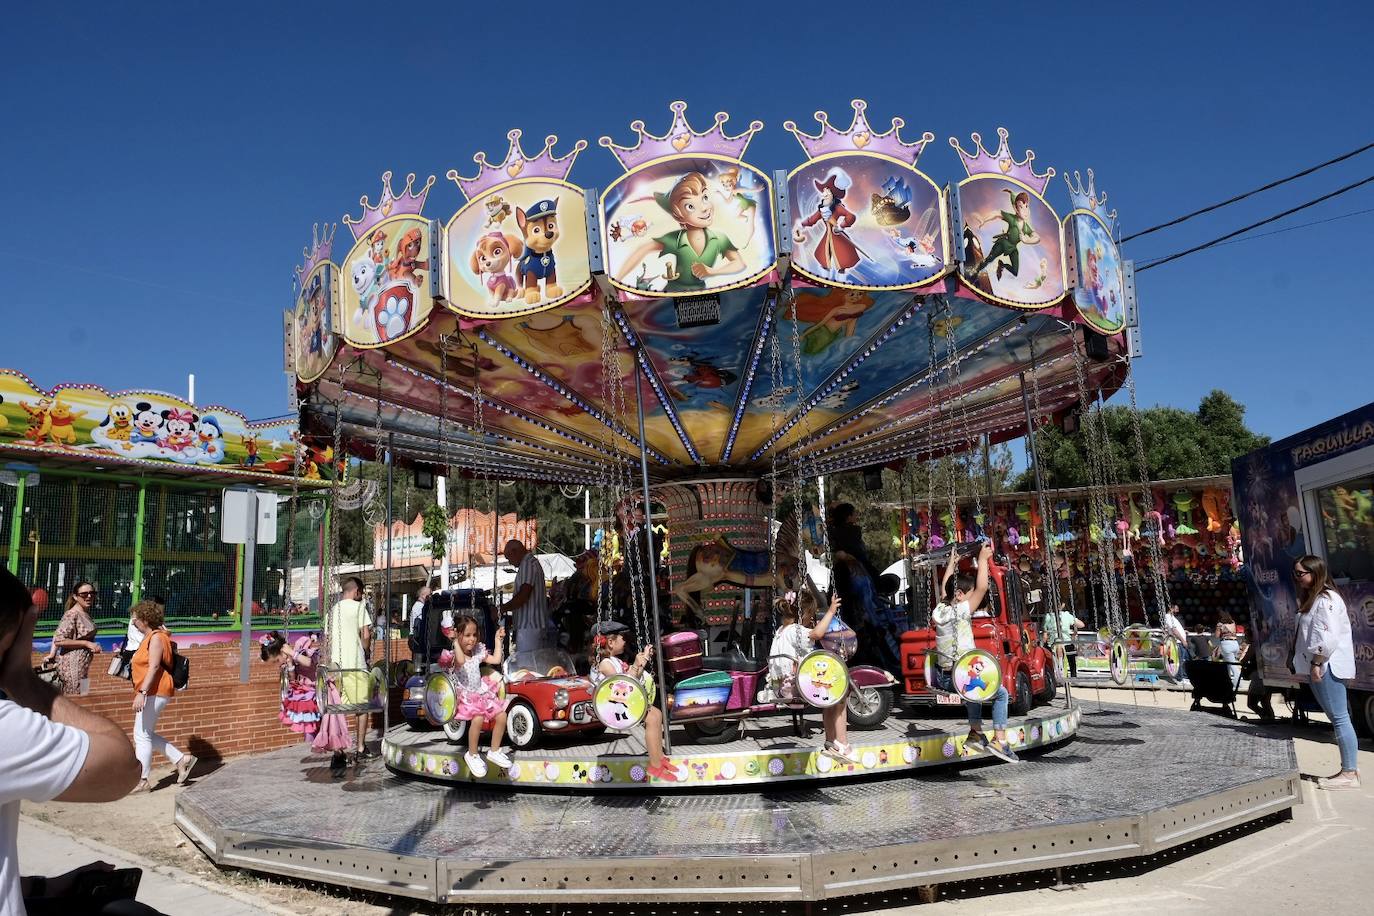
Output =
[
  {"x1": 1135, "y1": 174, "x2": 1374, "y2": 272},
  {"x1": 1120, "y1": 140, "x2": 1374, "y2": 243}
]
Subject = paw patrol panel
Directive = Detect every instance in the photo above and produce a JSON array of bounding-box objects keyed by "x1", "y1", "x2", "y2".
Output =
[
  {"x1": 337, "y1": 172, "x2": 438, "y2": 350},
  {"x1": 598, "y1": 103, "x2": 777, "y2": 298},
  {"x1": 443, "y1": 132, "x2": 593, "y2": 320}
]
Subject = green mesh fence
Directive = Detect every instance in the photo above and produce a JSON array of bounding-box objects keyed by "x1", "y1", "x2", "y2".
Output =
[{"x1": 4, "y1": 470, "x2": 323, "y2": 635}]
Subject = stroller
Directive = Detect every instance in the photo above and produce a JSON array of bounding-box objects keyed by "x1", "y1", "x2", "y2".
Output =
[{"x1": 1185, "y1": 659, "x2": 1240, "y2": 718}]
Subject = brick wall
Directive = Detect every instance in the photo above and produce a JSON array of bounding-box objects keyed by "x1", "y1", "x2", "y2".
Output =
[{"x1": 34, "y1": 638, "x2": 413, "y2": 762}]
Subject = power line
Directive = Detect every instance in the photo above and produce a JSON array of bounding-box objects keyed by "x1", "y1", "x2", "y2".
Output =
[
  {"x1": 1120, "y1": 140, "x2": 1374, "y2": 243},
  {"x1": 1135, "y1": 174, "x2": 1374, "y2": 272},
  {"x1": 1139, "y1": 206, "x2": 1374, "y2": 258}
]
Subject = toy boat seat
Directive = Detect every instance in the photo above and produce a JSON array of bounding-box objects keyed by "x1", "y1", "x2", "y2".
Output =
[{"x1": 701, "y1": 646, "x2": 757, "y2": 672}]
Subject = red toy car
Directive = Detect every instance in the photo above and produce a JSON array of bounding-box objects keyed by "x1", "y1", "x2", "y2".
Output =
[
  {"x1": 406, "y1": 648, "x2": 601, "y2": 750},
  {"x1": 899, "y1": 554, "x2": 1057, "y2": 715}
]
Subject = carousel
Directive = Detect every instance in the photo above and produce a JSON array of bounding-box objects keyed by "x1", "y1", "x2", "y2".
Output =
[{"x1": 175, "y1": 102, "x2": 1298, "y2": 906}]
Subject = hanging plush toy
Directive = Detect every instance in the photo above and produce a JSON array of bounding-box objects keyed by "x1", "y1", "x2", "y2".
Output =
[
  {"x1": 1053, "y1": 499, "x2": 1075, "y2": 543},
  {"x1": 1173, "y1": 490, "x2": 1199, "y2": 536},
  {"x1": 889, "y1": 513, "x2": 902, "y2": 550},
  {"x1": 1202, "y1": 488, "x2": 1229, "y2": 533},
  {"x1": 1144, "y1": 490, "x2": 1166, "y2": 545}
]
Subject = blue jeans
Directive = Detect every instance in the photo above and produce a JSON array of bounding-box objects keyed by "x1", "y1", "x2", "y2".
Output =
[
  {"x1": 1308, "y1": 670, "x2": 1360, "y2": 772},
  {"x1": 936, "y1": 667, "x2": 1009, "y2": 730}
]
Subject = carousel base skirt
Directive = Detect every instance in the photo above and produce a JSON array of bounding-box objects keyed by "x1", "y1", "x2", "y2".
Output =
[{"x1": 175, "y1": 699, "x2": 1297, "y2": 905}]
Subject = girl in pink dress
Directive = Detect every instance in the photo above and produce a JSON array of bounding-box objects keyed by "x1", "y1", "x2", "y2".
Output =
[
  {"x1": 443, "y1": 615, "x2": 512, "y2": 777},
  {"x1": 260, "y1": 630, "x2": 321, "y2": 742}
]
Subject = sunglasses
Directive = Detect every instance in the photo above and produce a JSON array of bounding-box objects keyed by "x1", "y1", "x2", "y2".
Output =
[{"x1": 76, "y1": 591, "x2": 96, "y2": 598}]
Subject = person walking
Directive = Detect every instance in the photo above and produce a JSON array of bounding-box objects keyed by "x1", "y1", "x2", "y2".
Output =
[
  {"x1": 1214, "y1": 611, "x2": 1242, "y2": 687},
  {"x1": 328, "y1": 576, "x2": 373, "y2": 768},
  {"x1": 44, "y1": 582, "x2": 101, "y2": 695},
  {"x1": 1161, "y1": 603, "x2": 1190, "y2": 683},
  {"x1": 1042, "y1": 604, "x2": 1085, "y2": 679},
  {"x1": 410, "y1": 584, "x2": 431, "y2": 638},
  {"x1": 1292, "y1": 554, "x2": 1360, "y2": 790},
  {"x1": 128, "y1": 600, "x2": 196, "y2": 792}
]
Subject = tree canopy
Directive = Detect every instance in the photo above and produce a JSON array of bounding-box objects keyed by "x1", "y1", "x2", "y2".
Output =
[{"x1": 1012, "y1": 389, "x2": 1269, "y2": 491}]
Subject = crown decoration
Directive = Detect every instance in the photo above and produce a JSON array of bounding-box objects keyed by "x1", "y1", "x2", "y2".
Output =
[
  {"x1": 599, "y1": 101, "x2": 764, "y2": 172},
  {"x1": 447, "y1": 130, "x2": 588, "y2": 200},
  {"x1": 342, "y1": 171, "x2": 436, "y2": 241},
  {"x1": 784, "y1": 100, "x2": 935, "y2": 165},
  {"x1": 294, "y1": 222, "x2": 336, "y2": 287},
  {"x1": 949, "y1": 128, "x2": 1054, "y2": 195},
  {"x1": 1064, "y1": 169, "x2": 1118, "y2": 230}
]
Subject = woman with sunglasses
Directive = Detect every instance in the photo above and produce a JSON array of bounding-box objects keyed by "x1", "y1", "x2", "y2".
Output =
[
  {"x1": 1292, "y1": 555, "x2": 1360, "y2": 790},
  {"x1": 43, "y1": 582, "x2": 101, "y2": 695}
]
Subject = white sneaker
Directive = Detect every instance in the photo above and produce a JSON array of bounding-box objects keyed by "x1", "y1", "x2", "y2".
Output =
[
  {"x1": 1318, "y1": 773, "x2": 1361, "y2": 791},
  {"x1": 486, "y1": 749, "x2": 513, "y2": 770},
  {"x1": 463, "y1": 751, "x2": 488, "y2": 778}
]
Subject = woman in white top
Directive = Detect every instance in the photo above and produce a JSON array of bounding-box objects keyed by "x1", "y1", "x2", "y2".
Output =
[{"x1": 1292, "y1": 554, "x2": 1359, "y2": 790}]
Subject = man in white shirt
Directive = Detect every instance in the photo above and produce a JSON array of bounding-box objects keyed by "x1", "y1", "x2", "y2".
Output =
[
  {"x1": 409, "y1": 584, "x2": 431, "y2": 636},
  {"x1": 931, "y1": 542, "x2": 1018, "y2": 763},
  {"x1": 328, "y1": 577, "x2": 372, "y2": 766},
  {"x1": 0, "y1": 569, "x2": 142, "y2": 914},
  {"x1": 500, "y1": 540, "x2": 549, "y2": 655}
]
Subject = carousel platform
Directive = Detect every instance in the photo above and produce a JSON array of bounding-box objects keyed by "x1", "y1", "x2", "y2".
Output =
[{"x1": 174, "y1": 700, "x2": 1298, "y2": 906}]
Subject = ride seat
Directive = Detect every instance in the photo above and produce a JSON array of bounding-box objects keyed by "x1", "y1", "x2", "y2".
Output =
[{"x1": 701, "y1": 646, "x2": 757, "y2": 671}]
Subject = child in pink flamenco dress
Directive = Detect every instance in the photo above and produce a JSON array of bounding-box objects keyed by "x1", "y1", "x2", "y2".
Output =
[
  {"x1": 278, "y1": 635, "x2": 322, "y2": 742},
  {"x1": 441, "y1": 615, "x2": 512, "y2": 778}
]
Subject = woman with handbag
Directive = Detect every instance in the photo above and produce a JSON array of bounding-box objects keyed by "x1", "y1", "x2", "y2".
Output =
[
  {"x1": 44, "y1": 582, "x2": 100, "y2": 695},
  {"x1": 1292, "y1": 554, "x2": 1360, "y2": 790},
  {"x1": 128, "y1": 600, "x2": 196, "y2": 793}
]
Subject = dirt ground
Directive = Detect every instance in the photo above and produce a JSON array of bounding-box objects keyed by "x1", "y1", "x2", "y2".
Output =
[{"x1": 22, "y1": 686, "x2": 1373, "y2": 916}]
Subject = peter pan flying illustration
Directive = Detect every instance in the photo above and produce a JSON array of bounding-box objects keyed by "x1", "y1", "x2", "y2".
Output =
[
  {"x1": 619, "y1": 172, "x2": 746, "y2": 293},
  {"x1": 972, "y1": 188, "x2": 1040, "y2": 281}
]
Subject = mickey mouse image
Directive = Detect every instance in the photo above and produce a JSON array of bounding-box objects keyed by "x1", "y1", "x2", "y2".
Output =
[{"x1": 130, "y1": 402, "x2": 163, "y2": 445}]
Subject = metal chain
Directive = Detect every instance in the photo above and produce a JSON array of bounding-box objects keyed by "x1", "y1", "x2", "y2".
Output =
[
  {"x1": 1026, "y1": 347, "x2": 1069, "y2": 624},
  {"x1": 1124, "y1": 361, "x2": 1171, "y2": 623},
  {"x1": 1067, "y1": 330, "x2": 1124, "y2": 634}
]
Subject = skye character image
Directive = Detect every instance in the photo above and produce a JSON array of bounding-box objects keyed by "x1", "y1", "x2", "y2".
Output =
[
  {"x1": 793, "y1": 168, "x2": 863, "y2": 282},
  {"x1": 388, "y1": 227, "x2": 428, "y2": 286},
  {"x1": 972, "y1": 189, "x2": 1040, "y2": 281},
  {"x1": 515, "y1": 199, "x2": 563, "y2": 305},
  {"x1": 469, "y1": 231, "x2": 523, "y2": 306},
  {"x1": 619, "y1": 172, "x2": 746, "y2": 293}
]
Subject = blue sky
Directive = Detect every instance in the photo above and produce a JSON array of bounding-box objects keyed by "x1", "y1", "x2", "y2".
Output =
[{"x1": 2, "y1": 1, "x2": 1371, "y2": 444}]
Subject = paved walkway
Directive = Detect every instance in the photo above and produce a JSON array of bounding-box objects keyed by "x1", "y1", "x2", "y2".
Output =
[{"x1": 19, "y1": 817, "x2": 295, "y2": 916}]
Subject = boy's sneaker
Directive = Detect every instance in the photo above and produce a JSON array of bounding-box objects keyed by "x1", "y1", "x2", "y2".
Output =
[
  {"x1": 486, "y1": 749, "x2": 513, "y2": 770},
  {"x1": 464, "y1": 751, "x2": 488, "y2": 778},
  {"x1": 965, "y1": 731, "x2": 992, "y2": 754},
  {"x1": 986, "y1": 740, "x2": 1021, "y2": 764}
]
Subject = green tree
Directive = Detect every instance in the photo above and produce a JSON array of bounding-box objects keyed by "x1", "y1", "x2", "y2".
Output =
[{"x1": 1012, "y1": 389, "x2": 1269, "y2": 490}]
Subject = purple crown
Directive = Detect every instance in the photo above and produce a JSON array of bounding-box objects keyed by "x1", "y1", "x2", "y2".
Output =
[
  {"x1": 784, "y1": 100, "x2": 935, "y2": 165},
  {"x1": 1064, "y1": 169, "x2": 1117, "y2": 231},
  {"x1": 949, "y1": 128, "x2": 1054, "y2": 195},
  {"x1": 447, "y1": 129, "x2": 588, "y2": 200},
  {"x1": 294, "y1": 223, "x2": 336, "y2": 287},
  {"x1": 599, "y1": 101, "x2": 763, "y2": 171},
  {"x1": 342, "y1": 171, "x2": 436, "y2": 241}
]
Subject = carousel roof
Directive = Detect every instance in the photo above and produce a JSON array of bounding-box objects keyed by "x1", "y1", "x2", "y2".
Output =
[{"x1": 291, "y1": 102, "x2": 1134, "y2": 485}]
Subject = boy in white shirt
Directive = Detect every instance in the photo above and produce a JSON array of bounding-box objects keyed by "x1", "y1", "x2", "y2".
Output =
[{"x1": 931, "y1": 541, "x2": 1018, "y2": 763}]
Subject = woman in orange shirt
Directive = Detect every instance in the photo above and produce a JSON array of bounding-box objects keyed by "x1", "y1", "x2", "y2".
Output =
[{"x1": 129, "y1": 600, "x2": 196, "y2": 792}]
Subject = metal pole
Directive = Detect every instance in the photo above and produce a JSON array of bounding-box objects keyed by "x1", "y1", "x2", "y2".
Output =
[
  {"x1": 384, "y1": 432, "x2": 394, "y2": 734},
  {"x1": 436, "y1": 473, "x2": 450, "y2": 589},
  {"x1": 239, "y1": 491, "x2": 257, "y2": 684},
  {"x1": 492, "y1": 479, "x2": 504, "y2": 656},
  {"x1": 1019, "y1": 370, "x2": 1058, "y2": 617},
  {"x1": 130, "y1": 481, "x2": 147, "y2": 603},
  {"x1": 981, "y1": 434, "x2": 994, "y2": 508},
  {"x1": 584, "y1": 488, "x2": 591, "y2": 551},
  {"x1": 633, "y1": 370, "x2": 673, "y2": 755},
  {"x1": 6, "y1": 472, "x2": 26, "y2": 574}
]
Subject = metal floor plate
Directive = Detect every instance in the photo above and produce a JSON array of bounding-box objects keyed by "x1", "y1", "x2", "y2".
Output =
[{"x1": 176, "y1": 702, "x2": 1299, "y2": 904}]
